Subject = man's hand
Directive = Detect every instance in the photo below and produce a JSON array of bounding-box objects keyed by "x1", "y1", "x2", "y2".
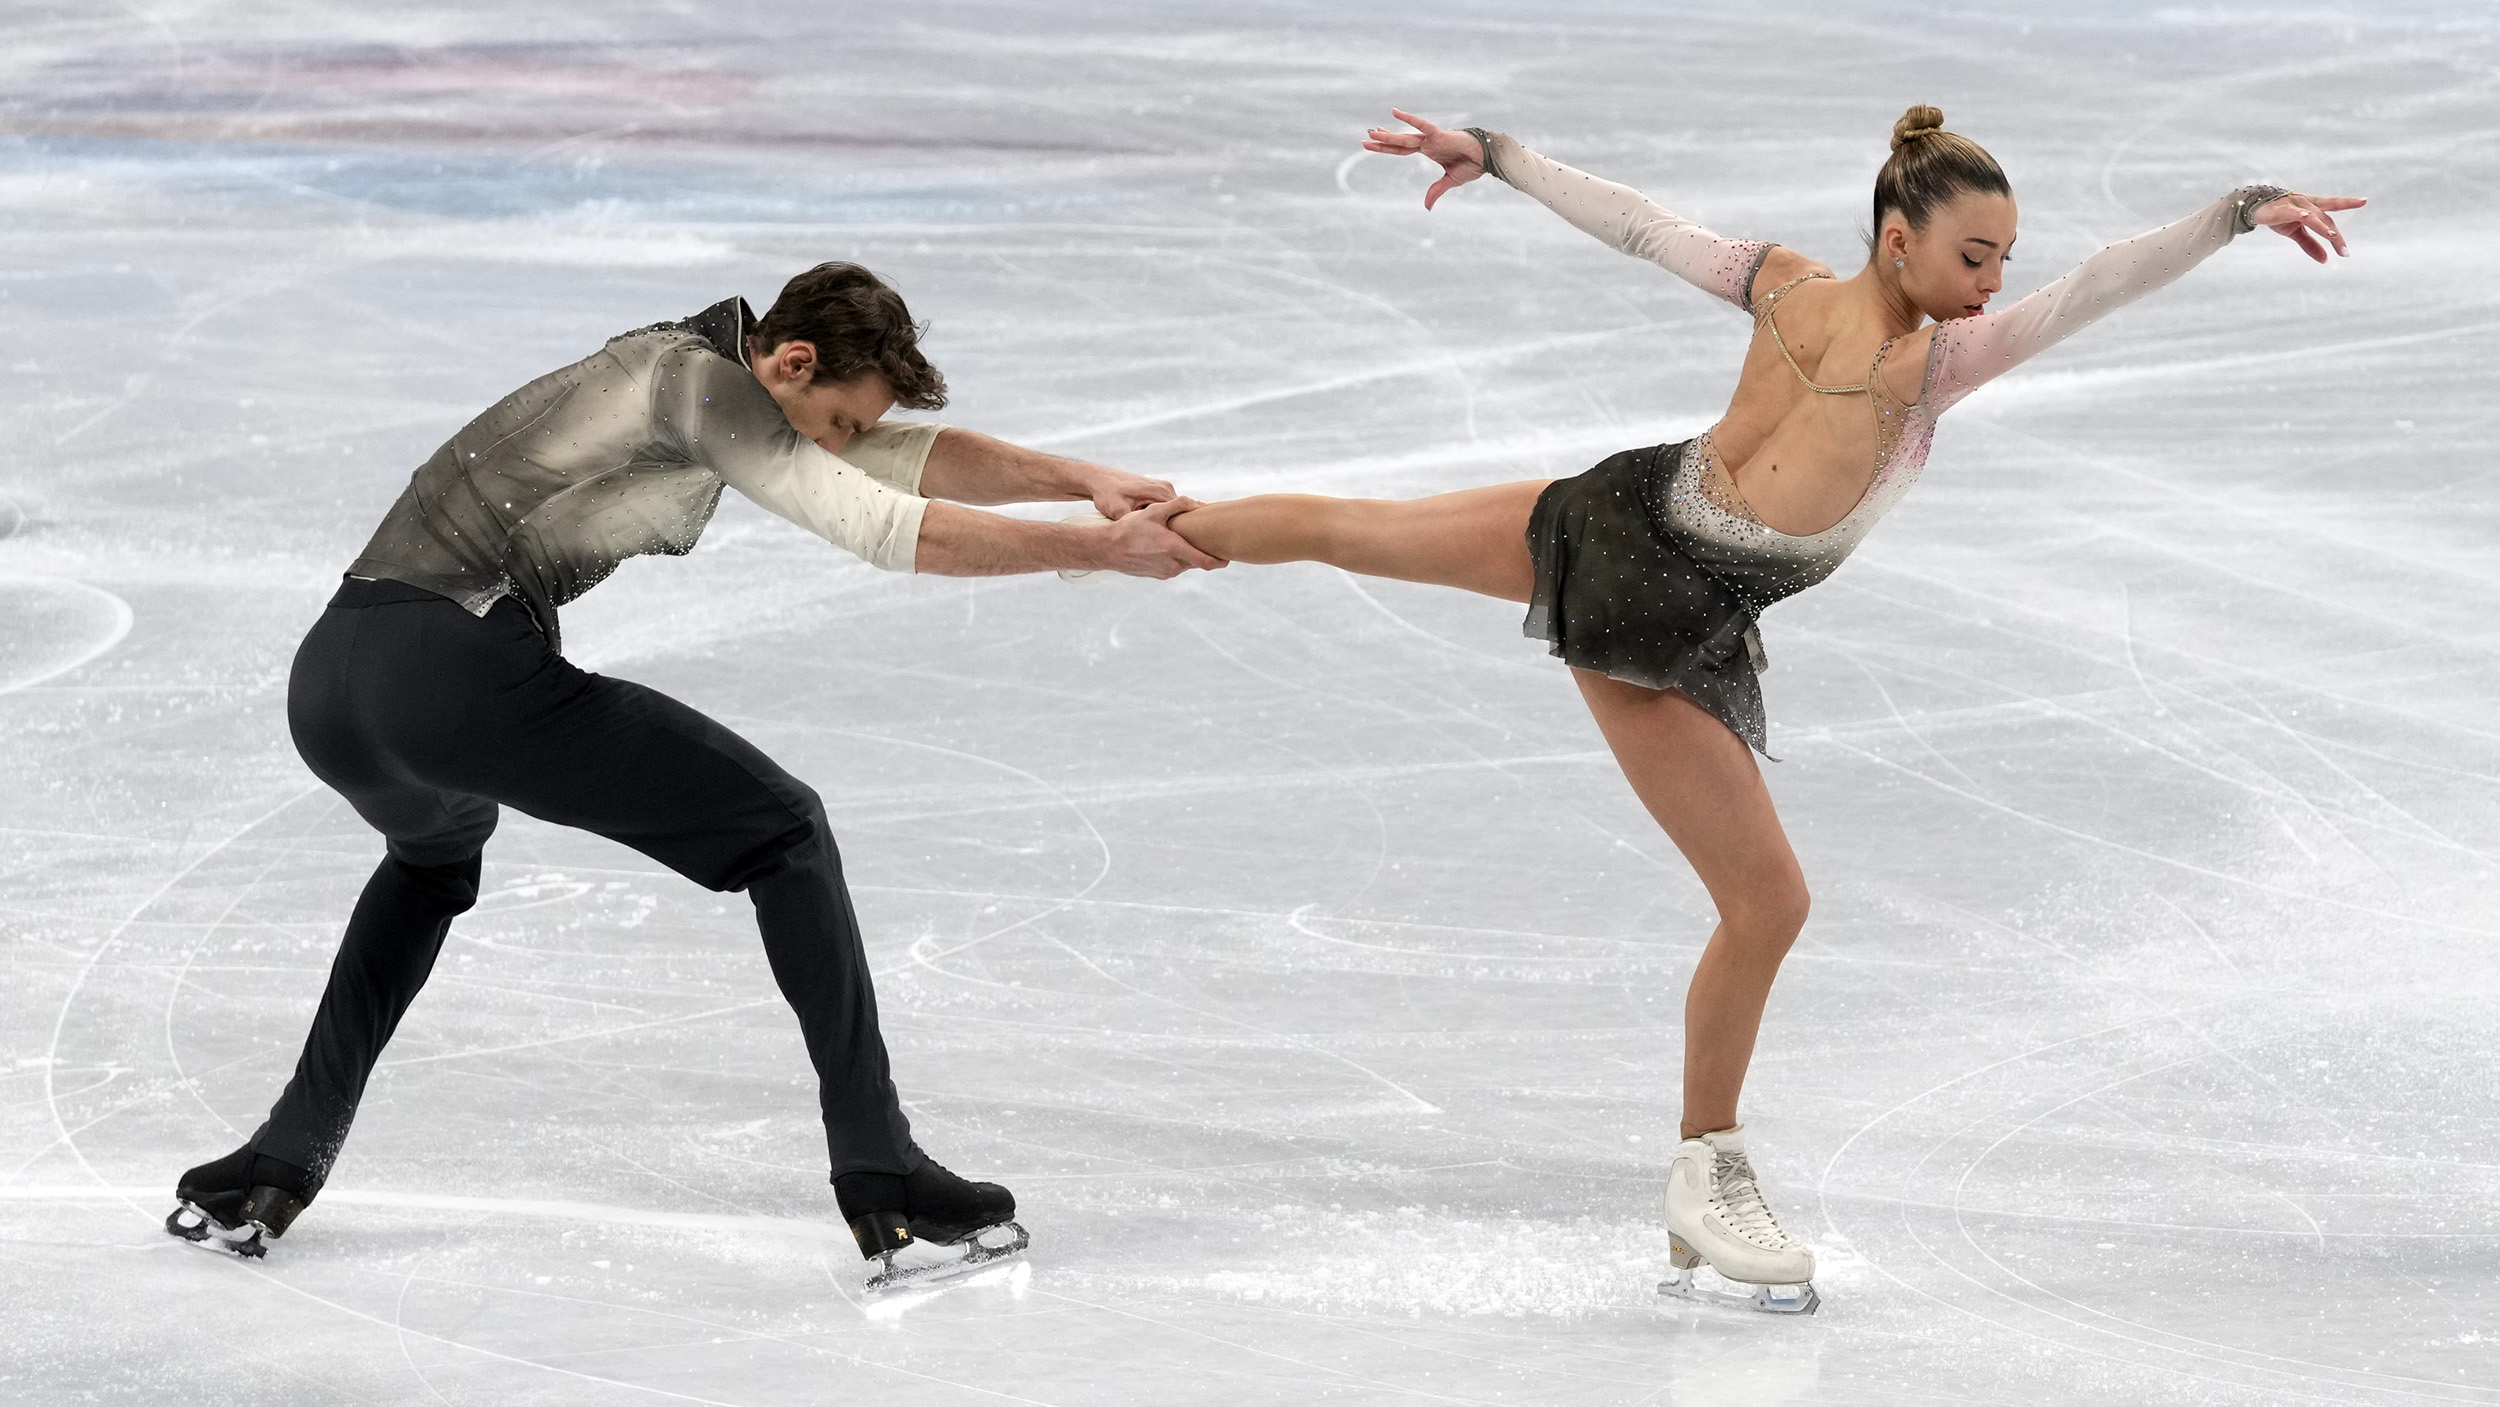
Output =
[
  {"x1": 1079, "y1": 463, "x2": 1179, "y2": 519},
  {"x1": 1094, "y1": 498, "x2": 1227, "y2": 578},
  {"x1": 913, "y1": 498, "x2": 1226, "y2": 577}
]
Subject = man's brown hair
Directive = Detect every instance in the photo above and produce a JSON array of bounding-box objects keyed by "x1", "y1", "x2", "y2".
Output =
[{"x1": 751, "y1": 262, "x2": 948, "y2": 410}]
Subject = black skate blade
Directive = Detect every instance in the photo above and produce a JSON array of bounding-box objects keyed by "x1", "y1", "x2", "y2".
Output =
[
  {"x1": 862, "y1": 1220, "x2": 1029, "y2": 1297},
  {"x1": 165, "y1": 1201, "x2": 267, "y2": 1259},
  {"x1": 1657, "y1": 1264, "x2": 1819, "y2": 1315}
]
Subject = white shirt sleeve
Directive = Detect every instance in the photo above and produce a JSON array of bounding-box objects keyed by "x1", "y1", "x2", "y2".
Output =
[
  {"x1": 657, "y1": 351, "x2": 927, "y2": 572},
  {"x1": 1476, "y1": 131, "x2": 1773, "y2": 312},
  {"x1": 836, "y1": 419, "x2": 949, "y2": 494}
]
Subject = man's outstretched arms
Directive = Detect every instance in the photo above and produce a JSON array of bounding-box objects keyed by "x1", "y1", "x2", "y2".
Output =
[
  {"x1": 903, "y1": 427, "x2": 1224, "y2": 578},
  {"x1": 893, "y1": 427, "x2": 1221, "y2": 578},
  {"x1": 689, "y1": 348, "x2": 1224, "y2": 581},
  {"x1": 919, "y1": 428, "x2": 1174, "y2": 517},
  {"x1": 915, "y1": 497, "x2": 1221, "y2": 578}
]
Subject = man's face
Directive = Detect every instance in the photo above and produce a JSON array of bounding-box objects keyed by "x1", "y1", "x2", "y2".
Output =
[{"x1": 752, "y1": 339, "x2": 895, "y2": 454}]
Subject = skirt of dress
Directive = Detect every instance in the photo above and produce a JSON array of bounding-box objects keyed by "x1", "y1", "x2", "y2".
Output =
[{"x1": 1522, "y1": 441, "x2": 1771, "y2": 755}]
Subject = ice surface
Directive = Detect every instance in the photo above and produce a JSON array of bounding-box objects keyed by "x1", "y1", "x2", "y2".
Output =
[{"x1": 3, "y1": 2, "x2": 2495, "y2": 1403}]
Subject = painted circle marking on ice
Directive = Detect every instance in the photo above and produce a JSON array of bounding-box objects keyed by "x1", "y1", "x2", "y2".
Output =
[
  {"x1": 0, "y1": 495, "x2": 21, "y2": 541},
  {"x1": 0, "y1": 575, "x2": 133, "y2": 695}
]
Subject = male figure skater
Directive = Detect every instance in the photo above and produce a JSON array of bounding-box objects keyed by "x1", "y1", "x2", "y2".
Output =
[{"x1": 166, "y1": 262, "x2": 1222, "y2": 1285}]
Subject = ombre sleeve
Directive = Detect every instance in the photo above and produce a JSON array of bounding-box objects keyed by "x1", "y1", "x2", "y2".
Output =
[
  {"x1": 834, "y1": 419, "x2": 949, "y2": 493},
  {"x1": 659, "y1": 350, "x2": 927, "y2": 572},
  {"x1": 1925, "y1": 186, "x2": 2287, "y2": 415},
  {"x1": 1468, "y1": 129, "x2": 1774, "y2": 312}
]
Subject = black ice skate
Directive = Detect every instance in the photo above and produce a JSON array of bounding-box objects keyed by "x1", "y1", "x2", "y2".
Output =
[
  {"x1": 835, "y1": 1149, "x2": 1027, "y2": 1295},
  {"x1": 164, "y1": 1146, "x2": 316, "y2": 1259}
]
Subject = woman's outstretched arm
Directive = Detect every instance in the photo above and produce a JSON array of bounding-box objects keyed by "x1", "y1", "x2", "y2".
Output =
[
  {"x1": 1363, "y1": 109, "x2": 1777, "y2": 312},
  {"x1": 1171, "y1": 481, "x2": 1551, "y2": 602},
  {"x1": 1924, "y1": 187, "x2": 2365, "y2": 415}
]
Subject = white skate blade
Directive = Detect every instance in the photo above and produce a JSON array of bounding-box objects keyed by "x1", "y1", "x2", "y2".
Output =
[
  {"x1": 862, "y1": 1220, "x2": 1029, "y2": 1296},
  {"x1": 1657, "y1": 1262, "x2": 1819, "y2": 1315},
  {"x1": 165, "y1": 1200, "x2": 268, "y2": 1259}
]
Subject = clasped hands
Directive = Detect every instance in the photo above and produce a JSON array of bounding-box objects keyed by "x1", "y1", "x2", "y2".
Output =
[{"x1": 1073, "y1": 462, "x2": 1227, "y2": 580}]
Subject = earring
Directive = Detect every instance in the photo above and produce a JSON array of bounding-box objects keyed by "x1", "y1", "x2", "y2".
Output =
[{"x1": 1893, "y1": 257, "x2": 1905, "y2": 268}]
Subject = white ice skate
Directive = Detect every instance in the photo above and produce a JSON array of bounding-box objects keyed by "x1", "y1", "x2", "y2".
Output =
[
  {"x1": 1056, "y1": 509, "x2": 1110, "y2": 582},
  {"x1": 1659, "y1": 1125, "x2": 1820, "y2": 1315}
]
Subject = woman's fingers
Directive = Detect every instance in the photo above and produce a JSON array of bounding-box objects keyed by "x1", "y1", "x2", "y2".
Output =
[
  {"x1": 1389, "y1": 107, "x2": 1441, "y2": 135},
  {"x1": 2255, "y1": 194, "x2": 2356, "y2": 259},
  {"x1": 1423, "y1": 173, "x2": 1461, "y2": 210},
  {"x1": 2294, "y1": 203, "x2": 2348, "y2": 256}
]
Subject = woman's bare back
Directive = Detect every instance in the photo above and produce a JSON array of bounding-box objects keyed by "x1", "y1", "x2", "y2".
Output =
[{"x1": 1708, "y1": 250, "x2": 1937, "y2": 538}]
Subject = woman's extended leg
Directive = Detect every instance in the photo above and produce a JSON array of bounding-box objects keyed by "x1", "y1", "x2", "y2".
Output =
[
  {"x1": 1571, "y1": 670, "x2": 1808, "y2": 1136},
  {"x1": 1172, "y1": 480, "x2": 1551, "y2": 602}
]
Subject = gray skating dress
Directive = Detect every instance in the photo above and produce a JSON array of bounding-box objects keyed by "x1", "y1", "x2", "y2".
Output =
[{"x1": 1471, "y1": 129, "x2": 2286, "y2": 755}]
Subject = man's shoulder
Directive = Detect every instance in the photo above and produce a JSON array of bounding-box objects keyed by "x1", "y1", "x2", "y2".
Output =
[{"x1": 609, "y1": 296, "x2": 755, "y2": 367}]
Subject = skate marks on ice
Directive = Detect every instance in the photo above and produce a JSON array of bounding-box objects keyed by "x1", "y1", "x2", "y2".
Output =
[
  {"x1": 0, "y1": 574, "x2": 131, "y2": 697},
  {"x1": 10, "y1": 1185, "x2": 1052, "y2": 1405},
  {"x1": 1109, "y1": 1208, "x2": 1688, "y2": 1320},
  {"x1": 0, "y1": 481, "x2": 128, "y2": 697},
  {"x1": 1813, "y1": 996, "x2": 2500, "y2": 1404}
]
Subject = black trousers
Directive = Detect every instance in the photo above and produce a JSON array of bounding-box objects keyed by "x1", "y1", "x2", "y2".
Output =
[{"x1": 252, "y1": 576, "x2": 915, "y2": 1188}]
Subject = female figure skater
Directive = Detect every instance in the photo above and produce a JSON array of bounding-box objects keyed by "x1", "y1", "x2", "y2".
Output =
[{"x1": 1170, "y1": 106, "x2": 2360, "y2": 1311}]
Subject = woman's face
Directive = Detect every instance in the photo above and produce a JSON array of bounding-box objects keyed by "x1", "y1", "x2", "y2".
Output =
[{"x1": 1885, "y1": 190, "x2": 2018, "y2": 323}]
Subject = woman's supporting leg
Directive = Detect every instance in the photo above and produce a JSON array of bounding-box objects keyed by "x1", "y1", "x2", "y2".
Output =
[
  {"x1": 1172, "y1": 480, "x2": 1552, "y2": 602},
  {"x1": 1571, "y1": 670, "x2": 1809, "y2": 1137}
]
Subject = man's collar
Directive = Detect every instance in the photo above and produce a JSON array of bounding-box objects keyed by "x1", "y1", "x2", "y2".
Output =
[{"x1": 685, "y1": 296, "x2": 757, "y2": 367}]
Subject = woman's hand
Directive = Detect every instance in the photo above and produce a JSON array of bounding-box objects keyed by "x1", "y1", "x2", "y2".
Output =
[
  {"x1": 1362, "y1": 109, "x2": 1487, "y2": 210},
  {"x1": 2252, "y1": 192, "x2": 2366, "y2": 262}
]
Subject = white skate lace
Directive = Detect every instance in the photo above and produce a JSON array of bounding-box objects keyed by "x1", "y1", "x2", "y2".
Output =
[{"x1": 1711, "y1": 1151, "x2": 1796, "y2": 1249}]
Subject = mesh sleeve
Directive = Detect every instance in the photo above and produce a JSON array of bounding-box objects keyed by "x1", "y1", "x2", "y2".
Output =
[
  {"x1": 1926, "y1": 190, "x2": 2263, "y2": 416},
  {"x1": 1476, "y1": 131, "x2": 1772, "y2": 312}
]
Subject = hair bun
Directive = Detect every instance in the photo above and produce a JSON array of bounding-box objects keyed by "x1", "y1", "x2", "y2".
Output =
[{"x1": 1891, "y1": 104, "x2": 1945, "y2": 151}]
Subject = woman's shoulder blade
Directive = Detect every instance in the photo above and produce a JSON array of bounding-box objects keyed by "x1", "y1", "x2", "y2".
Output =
[{"x1": 1747, "y1": 248, "x2": 1835, "y2": 309}]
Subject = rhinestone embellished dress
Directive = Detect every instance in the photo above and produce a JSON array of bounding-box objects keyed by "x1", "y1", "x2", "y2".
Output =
[
  {"x1": 1477, "y1": 129, "x2": 2286, "y2": 755},
  {"x1": 348, "y1": 297, "x2": 943, "y2": 653}
]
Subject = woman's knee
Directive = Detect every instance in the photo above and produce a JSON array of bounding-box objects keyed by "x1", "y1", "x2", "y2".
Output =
[{"x1": 1725, "y1": 873, "x2": 1810, "y2": 951}]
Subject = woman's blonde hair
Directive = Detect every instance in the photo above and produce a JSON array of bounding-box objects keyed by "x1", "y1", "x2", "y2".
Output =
[{"x1": 1873, "y1": 105, "x2": 2009, "y2": 238}]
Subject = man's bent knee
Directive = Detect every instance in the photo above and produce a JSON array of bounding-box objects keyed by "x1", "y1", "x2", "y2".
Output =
[
  {"x1": 720, "y1": 786, "x2": 836, "y2": 894},
  {"x1": 377, "y1": 851, "x2": 484, "y2": 914}
]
